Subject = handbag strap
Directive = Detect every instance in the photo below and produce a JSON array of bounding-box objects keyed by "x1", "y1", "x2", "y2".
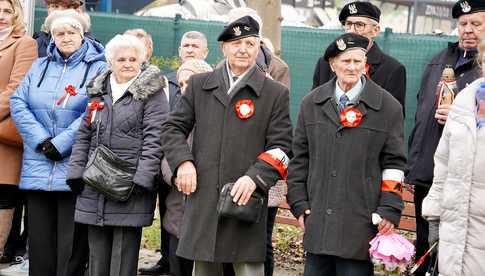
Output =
[{"x1": 95, "y1": 119, "x2": 100, "y2": 147}]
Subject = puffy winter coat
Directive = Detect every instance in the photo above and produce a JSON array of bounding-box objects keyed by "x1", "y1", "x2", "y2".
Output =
[
  {"x1": 10, "y1": 39, "x2": 106, "y2": 191},
  {"x1": 422, "y1": 78, "x2": 485, "y2": 276}
]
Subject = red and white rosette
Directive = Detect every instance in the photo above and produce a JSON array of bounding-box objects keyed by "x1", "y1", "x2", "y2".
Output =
[
  {"x1": 339, "y1": 107, "x2": 362, "y2": 127},
  {"x1": 56, "y1": 84, "x2": 77, "y2": 108},
  {"x1": 257, "y1": 148, "x2": 289, "y2": 180},
  {"x1": 86, "y1": 100, "x2": 105, "y2": 124},
  {"x1": 235, "y1": 99, "x2": 254, "y2": 120}
]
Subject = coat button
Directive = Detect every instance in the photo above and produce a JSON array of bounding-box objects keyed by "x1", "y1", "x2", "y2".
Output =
[
  {"x1": 326, "y1": 209, "x2": 333, "y2": 215},
  {"x1": 331, "y1": 171, "x2": 337, "y2": 177},
  {"x1": 336, "y1": 132, "x2": 342, "y2": 138}
]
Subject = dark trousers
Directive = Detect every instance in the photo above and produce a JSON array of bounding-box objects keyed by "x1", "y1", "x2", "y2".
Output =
[
  {"x1": 27, "y1": 191, "x2": 88, "y2": 276},
  {"x1": 158, "y1": 182, "x2": 170, "y2": 266},
  {"x1": 88, "y1": 225, "x2": 142, "y2": 276},
  {"x1": 168, "y1": 233, "x2": 193, "y2": 276},
  {"x1": 4, "y1": 190, "x2": 28, "y2": 258},
  {"x1": 223, "y1": 207, "x2": 279, "y2": 276},
  {"x1": 303, "y1": 253, "x2": 373, "y2": 276},
  {"x1": 414, "y1": 185, "x2": 431, "y2": 276}
]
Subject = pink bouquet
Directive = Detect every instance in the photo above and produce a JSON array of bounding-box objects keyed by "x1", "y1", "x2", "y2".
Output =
[{"x1": 369, "y1": 232, "x2": 415, "y2": 271}]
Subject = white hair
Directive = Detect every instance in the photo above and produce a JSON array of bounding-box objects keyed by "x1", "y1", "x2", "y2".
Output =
[
  {"x1": 228, "y1": 7, "x2": 263, "y2": 35},
  {"x1": 105, "y1": 34, "x2": 147, "y2": 66},
  {"x1": 46, "y1": 9, "x2": 90, "y2": 36}
]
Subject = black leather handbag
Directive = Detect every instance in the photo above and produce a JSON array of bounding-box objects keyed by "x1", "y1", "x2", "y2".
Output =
[
  {"x1": 217, "y1": 182, "x2": 264, "y2": 223},
  {"x1": 82, "y1": 121, "x2": 136, "y2": 202}
]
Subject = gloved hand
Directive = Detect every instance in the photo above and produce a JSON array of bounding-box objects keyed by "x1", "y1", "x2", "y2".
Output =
[
  {"x1": 66, "y1": 179, "x2": 85, "y2": 195},
  {"x1": 38, "y1": 138, "x2": 63, "y2": 161},
  {"x1": 428, "y1": 220, "x2": 440, "y2": 245}
]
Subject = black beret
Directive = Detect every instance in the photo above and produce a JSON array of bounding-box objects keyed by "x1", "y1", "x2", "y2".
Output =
[
  {"x1": 217, "y1": 16, "x2": 260, "y2": 42},
  {"x1": 339, "y1": 1, "x2": 381, "y2": 23},
  {"x1": 452, "y1": 0, "x2": 485, "y2": 18},
  {"x1": 324, "y1": 33, "x2": 369, "y2": 62}
]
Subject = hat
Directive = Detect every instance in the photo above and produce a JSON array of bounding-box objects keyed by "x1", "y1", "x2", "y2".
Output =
[
  {"x1": 324, "y1": 33, "x2": 369, "y2": 61},
  {"x1": 339, "y1": 1, "x2": 381, "y2": 23},
  {"x1": 452, "y1": 0, "x2": 485, "y2": 18},
  {"x1": 177, "y1": 59, "x2": 213, "y2": 80},
  {"x1": 45, "y1": 9, "x2": 89, "y2": 35},
  {"x1": 217, "y1": 16, "x2": 260, "y2": 42}
]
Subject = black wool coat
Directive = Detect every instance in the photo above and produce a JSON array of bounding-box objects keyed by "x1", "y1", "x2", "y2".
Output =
[
  {"x1": 312, "y1": 43, "x2": 407, "y2": 111},
  {"x1": 287, "y1": 78, "x2": 406, "y2": 260},
  {"x1": 406, "y1": 42, "x2": 481, "y2": 187},
  {"x1": 161, "y1": 64, "x2": 292, "y2": 262},
  {"x1": 67, "y1": 65, "x2": 169, "y2": 227}
]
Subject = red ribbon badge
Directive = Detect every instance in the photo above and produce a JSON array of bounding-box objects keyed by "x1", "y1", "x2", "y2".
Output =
[
  {"x1": 56, "y1": 84, "x2": 77, "y2": 107},
  {"x1": 339, "y1": 107, "x2": 362, "y2": 127},
  {"x1": 235, "y1": 99, "x2": 254, "y2": 120},
  {"x1": 86, "y1": 100, "x2": 105, "y2": 124}
]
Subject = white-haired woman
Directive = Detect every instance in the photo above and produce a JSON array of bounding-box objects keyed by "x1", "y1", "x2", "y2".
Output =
[
  {"x1": 67, "y1": 34, "x2": 168, "y2": 276},
  {"x1": 9, "y1": 9, "x2": 106, "y2": 276}
]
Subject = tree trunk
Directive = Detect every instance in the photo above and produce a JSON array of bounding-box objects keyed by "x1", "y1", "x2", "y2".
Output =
[{"x1": 246, "y1": 0, "x2": 282, "y2": 56}]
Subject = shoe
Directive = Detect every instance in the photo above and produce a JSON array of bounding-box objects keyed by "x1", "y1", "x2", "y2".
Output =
[
  {"x1": 0, "y1": 254, "x2": 12, "y2": 264},
  {"x1": 138, "y1": 260, "x2": 169, "y2": 275},
  {"x1": 0, "y1": 258, "x2": 28, "y2": 275}
]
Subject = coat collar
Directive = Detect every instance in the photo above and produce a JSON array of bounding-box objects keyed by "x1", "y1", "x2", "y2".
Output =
[
  {"x1": 202, "y1": 62, "x2": 264, "y2": 97},
  {"x1": 88, "y1": 65, "x2": 164, "y2": 101},
  {"x1": 313, "y1": 77, "x2": 383, "y2": 111},
  {"x1": 366, "y1": 43, "x2": 383, "y2": 65},
  {"x1": 0, "y1": 31, "x2": 23, "y2": 52}
]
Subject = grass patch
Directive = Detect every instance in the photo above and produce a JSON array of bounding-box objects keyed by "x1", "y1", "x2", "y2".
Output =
[{"x1": 141, "y1": 217, "x2": 161, "y2": 250}]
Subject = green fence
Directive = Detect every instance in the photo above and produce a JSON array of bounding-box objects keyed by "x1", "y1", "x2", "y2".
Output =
[{"x1": 34, "y1": 8, "x2": 457, "y2": 137}]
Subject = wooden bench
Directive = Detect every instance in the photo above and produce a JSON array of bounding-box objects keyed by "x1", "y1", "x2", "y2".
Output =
[{"x1": 276, "y1": 190, "x2": 416, "y2": 232}]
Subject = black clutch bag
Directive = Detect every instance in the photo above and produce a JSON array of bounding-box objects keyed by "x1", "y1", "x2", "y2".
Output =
[
  {"x1": 217, "y1": 182, "x2": 264, "y2": 223},
  {"x1": 82, "y1": 121, "x2": 136, "y2": 202}
]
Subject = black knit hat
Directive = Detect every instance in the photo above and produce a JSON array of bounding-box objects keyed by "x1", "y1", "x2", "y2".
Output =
[
  {"x1": 452, "y1": 0, "x2": 485, "y2": 18},
  {"x1": 324, "y1": 33, "x2": 369, "y2": 61},
  {"x1": 339, "y1": 1, "x2": 381, "y2": 23},
  {"x1": 217, "y1": 16, "x2": 260, "y2": 42}
]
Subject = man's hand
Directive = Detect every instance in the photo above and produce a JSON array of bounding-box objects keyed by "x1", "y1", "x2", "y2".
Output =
[
  {"x1": 230, "y1": 175, "x2": 257, "y2": 205},
  {"x1": 435, "y1": 104, "x2": 451, "y2": 125},
  {"x1": 298, "y1": 209, "x2": 311, "y2": 232},
  {"x1": 378, "y1": 218, "x2": 395, "y2": 235},
  {"x1": 175, "y1": 161, "x2": 197, "y2": 195}
]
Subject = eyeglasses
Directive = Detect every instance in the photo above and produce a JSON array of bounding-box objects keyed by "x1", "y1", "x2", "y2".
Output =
[{"x1": 343, "y1": 21, "x2": 375, "y2": 31}]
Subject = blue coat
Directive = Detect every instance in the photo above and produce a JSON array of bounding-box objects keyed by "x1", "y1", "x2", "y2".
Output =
[{"x1": 10, "y1": 39, "x2": 107, "y2": 192}]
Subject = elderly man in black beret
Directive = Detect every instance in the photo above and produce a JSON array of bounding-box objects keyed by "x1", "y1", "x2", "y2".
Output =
[
  {"x1": 287, "y1": 33, "x2": 406, "y2": 276},
  {"x1": 406, "y1": 1, "x2": 485, "y2": 275},
  {"x1": 161, "y1": 16, "x2": 292, "y2": 276},
  {"x1": 312, "y1": 1, "x2": 407, "y2": 112}
]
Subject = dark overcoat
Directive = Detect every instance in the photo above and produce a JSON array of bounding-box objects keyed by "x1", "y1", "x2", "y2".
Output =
[
  {"x1": 406, "y1": 42, "x2": 481, "y2": 187},
  {"x1": 67, "y1": 65, "x2": 168, "y2": 227},
  {"x1": 312, "y1": 43, "x2": 407, "y2": 110},
  {"x1": 287, "y1": 78, "x2": 406, "y2": 260},
  {"x1": 161, "y1": 64, "x2": 292, "y2": 262}
]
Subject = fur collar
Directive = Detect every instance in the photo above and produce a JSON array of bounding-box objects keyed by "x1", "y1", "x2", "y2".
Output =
[{"x1": 88, "y1": 64, "x2": 165, "y2": 101}]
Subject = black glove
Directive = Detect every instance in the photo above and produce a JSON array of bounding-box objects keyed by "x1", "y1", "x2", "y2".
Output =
[
  {"x1": 38, "y1": 138, "x2": 63, "y2": 161},
  {"x1": 428, "y1": 220, "x2": 439, "y2": 245},
  {"x1": 66, "y1": 179, "x2": 85, "y2": 195}
]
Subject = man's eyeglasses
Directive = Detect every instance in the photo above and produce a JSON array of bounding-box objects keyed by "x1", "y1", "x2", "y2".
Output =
[{"x1": 343, "y1": 21, "x2": 375, "y2": 31}]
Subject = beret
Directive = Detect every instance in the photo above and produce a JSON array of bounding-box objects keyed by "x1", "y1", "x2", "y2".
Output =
[
  {"x1": 218, "y1": 16, "x2": 259, "y2": 42},
  {"x1": 339, "y1": 1, "x2": 381, "y2": 23},
  {"x1": 324, "y1": 33, "x2": 369, "y2": 61},
  {"x1": 452, "y1": 0, "x2": 485, "y2": 18}
]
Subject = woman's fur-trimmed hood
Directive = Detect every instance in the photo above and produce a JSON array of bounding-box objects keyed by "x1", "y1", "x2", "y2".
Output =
[{"x1": 88, "y1": 64, "x2": 166, "y2": 101}]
